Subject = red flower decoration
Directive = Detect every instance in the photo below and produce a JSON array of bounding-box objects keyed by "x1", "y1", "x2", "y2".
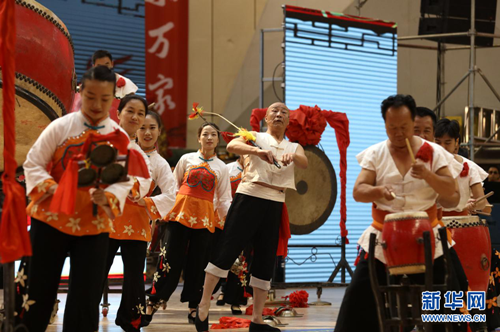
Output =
[
  {"x1": 415, "y1": 142, "x2": 434, "y2": 165},
  {"x1": 460, "y1": 162, "x2": 469, "y2": 178},
  {"x1": 289, "y1": 290, "x2": 309, "y2": 308},
  {"x1": 189, "y1": 102, "x2": 204, "y2": 120},
  {"x1": 116, "y1": 77, "x2": 126, "y2": 88},
  {"x1": 286, "y1": 105, "x2": 327, "y2": 146}
]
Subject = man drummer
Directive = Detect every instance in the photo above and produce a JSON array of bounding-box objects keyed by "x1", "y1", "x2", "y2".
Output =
[
  {"x1": 336, "y1": 94, "x2": 466, "y2": 332},
  {"x1": 195, "y1": 102, "x2": 308, "y2": 332},
  {"x1": 92, "y1": 50, "x2": 138, "y2": 98},
  {"x1": 414, "y1": 106, "x2": 436, "y2": 142}
]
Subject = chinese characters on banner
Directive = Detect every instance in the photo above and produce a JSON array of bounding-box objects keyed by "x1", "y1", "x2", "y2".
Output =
[{"x1": 145, "y1": 0, "x2": 188, "y2": 148}]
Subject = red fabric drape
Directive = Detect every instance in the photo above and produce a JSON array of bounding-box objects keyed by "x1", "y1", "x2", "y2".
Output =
[
  {"x1": 211, "y1": 317, "x2": 252, "y2": 329},
  {"x1": 0, "y1": 0, "x2": 32, "y2": 263},
  {"x1": 276, "y1": 203, "x2": 291, "y2": 257},
  {"x1": 250, "y1": 105, "x2": 350, "y2": 243}
]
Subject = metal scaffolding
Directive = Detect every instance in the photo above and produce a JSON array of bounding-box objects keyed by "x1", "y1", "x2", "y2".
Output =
[{"x1": 398, "y1": 0, "x2": 500, "y2": 161}]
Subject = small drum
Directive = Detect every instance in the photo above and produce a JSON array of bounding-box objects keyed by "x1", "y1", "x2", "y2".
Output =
[
  {"x1": 0, "y1": 0, "x2": 76, "y2": 170},
  {"x1": 442, "y1": 216, "x2": 491, "y2": 292},
  {"x1": 382, "y1": 212, "x2": 435, "y2": 275}
]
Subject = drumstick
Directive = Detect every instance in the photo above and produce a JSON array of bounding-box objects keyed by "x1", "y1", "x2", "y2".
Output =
[
  {"x1": 475, "y1": 211, "x2": 491, "y2": 216},
  {"x1": 475, "y1": 191, "x2": 494, "y2": 204},
  {"x1": 405, "y1": 138, "x2": 416, "y2": 163},
  {"x1": 390, "y1": 192, "x2": 396, "y2": 199},
  {"x1": 148, "y1": 103, "x2": 156, "y2": 110}
]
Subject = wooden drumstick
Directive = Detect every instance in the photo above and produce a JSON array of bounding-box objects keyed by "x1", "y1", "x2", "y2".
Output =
[
  {"x1": 475, "y1": 191, "x2": 494, "y2": 204},
  {"x1": 405, "y1": 138, "x2": 416, "y2": 163},
  {"x1": 390, "y1": 192, "x2": 396, "y2": 199},
  {"x1": 148, "y1": 102, "x2": 156, "y2": 110},
  {"x1": 475, "y1": 211, "x2": 491, "y2": 216}
]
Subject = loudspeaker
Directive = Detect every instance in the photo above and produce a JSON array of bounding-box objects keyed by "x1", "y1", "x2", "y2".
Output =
[
  {"x1": 421, "y1": 0, "x2": 496, "y2": 20},
  {"x1": 419, "y1": 0, "x2": 497, "y2": 46}
]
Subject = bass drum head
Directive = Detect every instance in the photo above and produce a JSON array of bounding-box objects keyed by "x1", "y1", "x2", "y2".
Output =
[
  {"x1": 286, "y1": 145, "x2": 337, "y2": 235},
  {"x1": 0, "y1": 84, "x2": 59, "y2": 171}
]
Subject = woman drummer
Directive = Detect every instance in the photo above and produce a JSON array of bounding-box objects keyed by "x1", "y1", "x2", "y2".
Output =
[
  {"x1": 434, "y1": 118, "x2": 489, "y2": 215},
  {"x1": 146, "y1": 122, "x2": 232, "y2": 323},
  {"x1": 102, "y1": 94, "x2": 157, "y2": 331},
  {"x1": 22, "y1": 66, "x2": 134, "y2": 332}
]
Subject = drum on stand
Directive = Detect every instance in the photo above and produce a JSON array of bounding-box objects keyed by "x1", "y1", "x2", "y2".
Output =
[
  {"x1": 382, "y1": 212, "x2": 435, "y2": 275},
  {"x1": 285, "y1": 145, "x2": 337, "y2": 235},
  {"x1": 0, "y1": 0, "x2": 76, "y2": 170},
  {"x1": 442, "y1": 216, "x2": 491, "y2": 292}
]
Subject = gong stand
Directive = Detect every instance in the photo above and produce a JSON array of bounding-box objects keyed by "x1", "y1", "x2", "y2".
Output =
[
  {"x1": 368, "y1": 228, "x2": 454, "y2": 332},
  {"x1": 328, "y1": 236, "x2": 353, "y2": 283}
]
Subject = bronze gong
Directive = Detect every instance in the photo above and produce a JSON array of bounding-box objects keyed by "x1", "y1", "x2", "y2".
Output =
[{"x1": 285, "y1": 145, "x2": 337, "y2": 235}]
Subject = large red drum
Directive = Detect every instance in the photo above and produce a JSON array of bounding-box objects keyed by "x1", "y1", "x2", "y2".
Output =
[
  {"x1": 382, "y1": 212, "x2": 435, "y2": 275},
  {"x1": 0, "y1": 0, "x2": 76, "y2": 170},
  {"x1": 442, "y1": 216, "x2": 491, "y2": 292}
]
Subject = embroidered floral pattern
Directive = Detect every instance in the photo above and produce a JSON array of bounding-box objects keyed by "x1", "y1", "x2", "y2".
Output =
[
  {"x1": 36, "y1": 182, "x2": 50, "y2": 193},
  {"x1": 123, "y1": 225, "x2": 135, "y2": 236},
  {"x1": 136, "y1": 303, "x2": 145, "y2": 315},
  {"x1": 22, "y1": 294, "x2": 36, "y2": 312},
  {"x1": 45, "y1": 212, "x2": 58, "y2": 222},
  {"x1": 66, "y1": 218, "x2": 81, "y2": 233},
  {"x1": 92, "y1": 216, "x2": 106, "y2": 230},
  {"x1": 15, "y1": 268, "x2": 28, "y2": 287},
  {"x1": 202, "y1": 216, "x2": 210, "y2": 228},
  {"x1": 188, "y1": 217, "x2": 197, "y2": 227}
]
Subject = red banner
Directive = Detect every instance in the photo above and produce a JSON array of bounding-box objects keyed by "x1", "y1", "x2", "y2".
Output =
[{"x1": 145, "y1": 0, "x2": 188, "y2": 148}]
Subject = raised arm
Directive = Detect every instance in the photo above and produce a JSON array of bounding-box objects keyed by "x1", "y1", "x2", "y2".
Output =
[
  {"x1": 226, "y1": 133, "x2": 275, "y2": 165},
  {"x1": 282, "y1": 144, "x2": 308, "y2": 169},
  {"x1": 353, "y1": 168, "x2": 395, "y2": 203},
  {"x1": 412, "y1": 162, "x2": 459, "y2": 205}
]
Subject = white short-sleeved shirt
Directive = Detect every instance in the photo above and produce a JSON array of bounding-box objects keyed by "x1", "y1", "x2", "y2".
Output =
[
  {"x1": 444, "y1": 156, "x2": 489, "y2": 212},
  {"x1": 356, "y1": 137, "x2": 461, "y2": 263}
]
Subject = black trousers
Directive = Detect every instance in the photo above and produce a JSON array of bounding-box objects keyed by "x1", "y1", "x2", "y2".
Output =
[
  {"x1": 22, "y1": 218, "x2": 109, "y2": 332},
  {"x1": 335, "y1": 248, "x2": 468, "y2": 332},
  {"x1": 104, "y1": 239, "x2": 147, "y2": 331},
  {"x1": 210, "y1": 194, "x2": 282, "y2": 290},
  {"x1": 148, "y1": 222, "x2": 212, "y2": 308},
  {"x1": 222, "y1": 245, "x2": 253, "y2": 306}
]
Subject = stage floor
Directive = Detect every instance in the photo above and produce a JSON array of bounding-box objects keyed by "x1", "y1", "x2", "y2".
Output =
[{"x1": 44, "y1": 286, "x2": 345, "y2": 331}]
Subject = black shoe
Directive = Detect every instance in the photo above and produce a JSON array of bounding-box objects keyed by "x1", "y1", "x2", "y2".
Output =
[
  {"x1": 195, "y1": 306, "x2": 209, "y2": 332},
  {"x1": 188, "y1": 310, "x2": 196, "y2": 324},
  {"x1": 231, "y1": 305, "x2": 242, "y2": 315},
  {"x1": 249, "y1": 322, "x2": 281, "y2": 332},
  {"x1": 216, "y1": 294, "x2": 225, "y2": 306}
]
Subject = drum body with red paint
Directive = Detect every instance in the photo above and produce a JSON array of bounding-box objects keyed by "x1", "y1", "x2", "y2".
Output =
[
  {"x1": 382, "y1": 212, "x2": 435, "y2": 275},
  {"x1": 0, "y1": 0, "x2": 76, "y2": 170},
  {"x1": 442, "y1": 216, "x2": 491, "y2": 292}
]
